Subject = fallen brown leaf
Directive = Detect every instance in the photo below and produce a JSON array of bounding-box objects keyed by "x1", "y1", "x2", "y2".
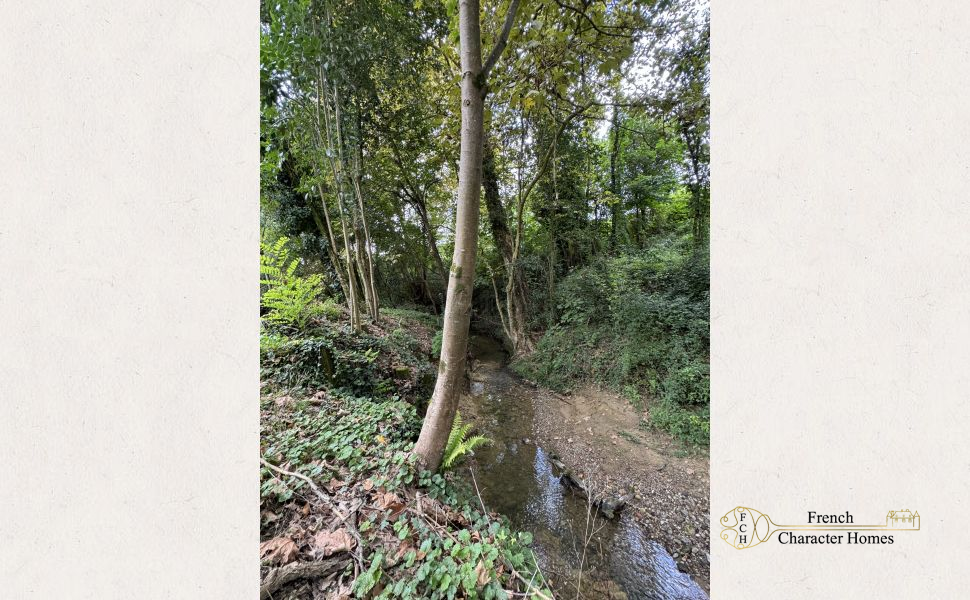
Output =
[
  {"x1": 313, "y1": 528, "x2": 355, "y2": 557},
  {"x1": 475, "y1": 560, "x2": 491, "y2": 586},
  {"x1": 260, "y1": 537, "x2": 299, "y2": 565},
  {"x1": 376, "y1": 492, "x2": 405, "y2": 518}
]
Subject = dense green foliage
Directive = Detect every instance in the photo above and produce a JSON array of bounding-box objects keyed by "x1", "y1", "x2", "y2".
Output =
[{"x1": 514, "y1": 235, "x2": 710, "y2": 445}]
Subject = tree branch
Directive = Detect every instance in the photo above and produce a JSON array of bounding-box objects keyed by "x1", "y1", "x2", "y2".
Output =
[{"x1": 480, "y1": 0, "x2": 521, "y2": 83}]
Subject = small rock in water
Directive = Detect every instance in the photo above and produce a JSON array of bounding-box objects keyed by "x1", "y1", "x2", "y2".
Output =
[
  {"x1": 596, "y1": 494, "x2": 630, "y2": 520},
  {"x1": 522, "y1": 438, "x2": 531, "y2": 445},
  {"x1": 560, "y1": 472, "x2": 587, "y2": 492}
]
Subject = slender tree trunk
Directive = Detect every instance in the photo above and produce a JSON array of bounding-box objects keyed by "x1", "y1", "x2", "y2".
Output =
[
  {"x1": 316, "y1": 65, "x2": 361, "y2": 330},
  {"x1": 328, "y1": 77, "x2": 363, "y2": 331},
  {"x1": 482, "y1": 138, "x2": 531, "y2": 354},
  {"x1": 414, "y1": 0, "x2": 518, "y2": 471},
  {"x1": 609, "y1": 107, "x2": 622, "y2": 249},
  {"x1": 309, "y1": 195, "x2": 350, "y2": 301},
  {"x1": 414, "y1": 195, "x2": 448, "y2": 281},
  {"x1": 547, "y1": 142, "x2": 558, "y2": 326},
  {"x1": 351, "y1": 151, "x2": 380, "y2": 323}
]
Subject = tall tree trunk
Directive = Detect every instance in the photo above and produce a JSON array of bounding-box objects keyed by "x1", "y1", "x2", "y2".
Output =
[
  {"x1": 609, "y1": 107, "x2": 622, "y2": 249},
  {"x1": 414, "y1": 194, "x2": 448, "y2": 282},
  {"x1": 328, "y1": 76, "x2": 363, "y2": 331},
  {"x1": 309, "y1": 195, "x2": 350, "y2": 301},
  {"x1": 482, "y1": 138, "x2": 531, "y2": 354},
  {"x1": 316, "y1": 64, "x2": 361, "y2": 330},
  {"x1": 547, "y1": 142, "x2": 558, "y2": 326},
  {"x1": 351, "y1": 146, "x2": 380, "y2": 323},
  {"x1": 414, "y1": 0, "x2": 519, "y2": 471}
]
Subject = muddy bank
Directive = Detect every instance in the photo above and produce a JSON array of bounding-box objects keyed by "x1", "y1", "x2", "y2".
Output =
[{"x1": 459, "y1": 335, "x2": 709, "y2": 598}]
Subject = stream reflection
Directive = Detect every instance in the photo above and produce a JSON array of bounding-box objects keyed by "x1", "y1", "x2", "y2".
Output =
[{"x1": 461, "y1": 336, "x2": 708, "y2": 599}]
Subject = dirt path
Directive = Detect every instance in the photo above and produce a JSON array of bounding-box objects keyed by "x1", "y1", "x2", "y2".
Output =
[{"x1": 461, "y1": 335, "x2": 710, "y2": 596}]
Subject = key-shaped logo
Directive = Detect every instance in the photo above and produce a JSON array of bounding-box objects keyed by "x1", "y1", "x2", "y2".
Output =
[{"x1": 719, "y1": 506, "x2": 920, "y2": 549}]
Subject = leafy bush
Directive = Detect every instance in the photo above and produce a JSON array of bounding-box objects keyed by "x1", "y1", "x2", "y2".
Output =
[
  {"x1": 646, "y1": 400, "x2": 710, "y2": 447},
  {"x1": 514, "y1": 236, "x2": 710, "y2": 446},
  {"x1": 260, "y1": 328, "x2": 390, "y2": 396},
  {"x1": 319, "y1": 297, "x2": 343, "y2": 321}
]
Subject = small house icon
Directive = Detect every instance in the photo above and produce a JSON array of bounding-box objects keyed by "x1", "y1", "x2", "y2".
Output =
[{"x1": 887, "y1": 509, "x2": 920, "y2": 529}]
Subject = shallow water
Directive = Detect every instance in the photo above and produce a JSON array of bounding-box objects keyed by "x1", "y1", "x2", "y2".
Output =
[{"x1": 461, "y1": 336, "x2": 708, "y2": 600}]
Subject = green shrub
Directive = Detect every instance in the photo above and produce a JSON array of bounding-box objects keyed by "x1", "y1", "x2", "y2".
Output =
[
  {"x1": 514, "y1": 236, "x2": 709, "y2": 445},
  {"x1": 647, "y1": 399, "x2": 710, "y2": 447},
  {"x1": 260, "y1": 329, "x2": 389, "y2": 396},
  {"x1": 320, "y1": 297, "x2": 343, "y2": 321}
]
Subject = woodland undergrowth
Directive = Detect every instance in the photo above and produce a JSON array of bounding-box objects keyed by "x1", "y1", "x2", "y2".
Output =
[{"x1": 260, "y1": 307, "x2": 552, "y2": 600}]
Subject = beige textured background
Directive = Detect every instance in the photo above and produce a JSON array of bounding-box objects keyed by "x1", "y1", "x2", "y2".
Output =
[
  {"x1": 0, "y1": 2, "x2": 258, "y2": 598},
  {"x1": 712, "y1": 1, "x2": 970, "y2": 598}
]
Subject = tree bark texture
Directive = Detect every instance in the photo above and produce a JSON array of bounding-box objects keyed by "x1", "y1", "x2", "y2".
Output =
[{"x1": 413, "y1": 0, "x2": 488, "y2": 471}]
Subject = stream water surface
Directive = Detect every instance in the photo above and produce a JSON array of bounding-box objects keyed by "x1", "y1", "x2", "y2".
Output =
[{"x1": 459, "y1": 336, "x2": 708, "y2": 600}]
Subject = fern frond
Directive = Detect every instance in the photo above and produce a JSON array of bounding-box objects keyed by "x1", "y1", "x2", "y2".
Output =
[
  {"x1": 445, "y1": 412, "x2": 465, "y2": 453},
  {"x1": 441, "y1": 412, "x2": 490, "y2": 470}
]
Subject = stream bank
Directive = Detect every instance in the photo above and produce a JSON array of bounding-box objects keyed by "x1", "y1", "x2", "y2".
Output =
[{"x1": 458, "y1": 335, "x2": 709, "y2": 599}]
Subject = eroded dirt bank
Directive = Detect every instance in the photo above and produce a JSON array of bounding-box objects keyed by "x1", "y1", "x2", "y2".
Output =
[{"x1": 459, "y1": 335, "x2": 710, "y2": 598}]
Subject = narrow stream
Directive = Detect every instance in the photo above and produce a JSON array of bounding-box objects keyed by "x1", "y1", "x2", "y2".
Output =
[{"x1": 460, "y1": 336, "x2": 708, "y2": 600}]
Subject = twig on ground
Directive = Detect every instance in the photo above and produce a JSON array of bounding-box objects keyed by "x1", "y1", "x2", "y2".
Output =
[
  {"x1": 469, "y1": 466, "x2": 490, "y2": 518},
  {"x1": 260, "y1": 457, "x2": 365, "y2": 572}
]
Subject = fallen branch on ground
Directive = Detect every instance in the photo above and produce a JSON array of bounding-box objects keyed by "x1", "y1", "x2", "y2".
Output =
[{"x1": 260, "y1": 558, "x2": 347, "y2": 599}]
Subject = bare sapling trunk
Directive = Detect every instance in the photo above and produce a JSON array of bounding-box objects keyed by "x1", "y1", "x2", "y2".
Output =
[
  {"x1": 483, "y1": 138, "x2": 531, "y2": 354},
  {"x1": 309, "y1": 69, "x2": 351, "y2": 303},
  {"x1": 309, "y1": 191, "x2": 351, "y2": 302},
  {"x1": 317, "y1": 66, "x2": 362, "y2": 330},
  {"x1": 414, "y1": 0, "x2": 520, "y2": 471},
  {"x1": 351, "y1": 167, "x2": 380, "y2": 323}
]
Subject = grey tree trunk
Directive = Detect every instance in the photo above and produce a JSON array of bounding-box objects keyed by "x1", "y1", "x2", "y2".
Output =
[
  {"x1": 413, "y1": 0, "x2": 519, "y2": 471},
  {"x1": 483, "y1": 138, "x2": 531, "y2": 354}
]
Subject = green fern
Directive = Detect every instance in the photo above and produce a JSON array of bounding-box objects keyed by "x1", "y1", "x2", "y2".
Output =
[
  {"x1": 441, "y1": 411, "x2": 490, "y2": 470},
  {"x1": 260, "y1": 236, "x2": 328, "y2": 329}
]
